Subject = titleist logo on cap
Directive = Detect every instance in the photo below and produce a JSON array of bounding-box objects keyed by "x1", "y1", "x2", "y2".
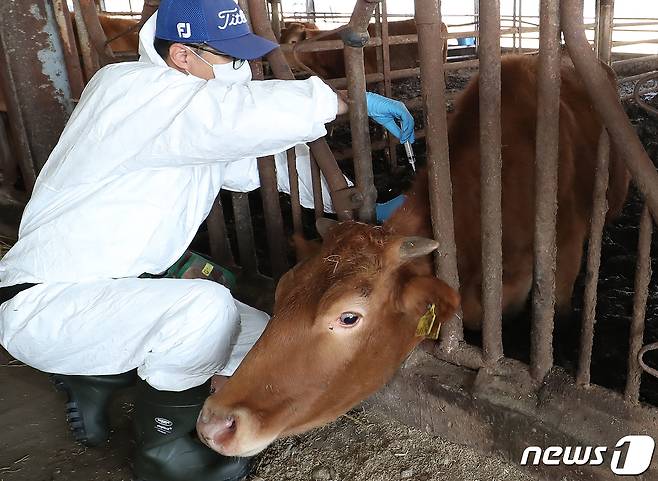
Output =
[{"x1": 217, "y1": 7, "x2": 248, "y2": 30}]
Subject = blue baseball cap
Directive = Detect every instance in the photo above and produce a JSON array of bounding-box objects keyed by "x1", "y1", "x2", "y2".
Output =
[{"x1": 155, "y1": 0, "x2": 278, "y2": 60}]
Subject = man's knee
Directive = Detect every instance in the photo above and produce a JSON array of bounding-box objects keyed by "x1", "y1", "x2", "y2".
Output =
[{"x1": 184, "y1": 280, "x2": 239, "y2": 337}]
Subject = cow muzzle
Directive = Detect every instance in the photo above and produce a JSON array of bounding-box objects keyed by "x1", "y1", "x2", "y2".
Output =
[{"x1": 196, "y1": 403, "x2": 273, "y2": 457}]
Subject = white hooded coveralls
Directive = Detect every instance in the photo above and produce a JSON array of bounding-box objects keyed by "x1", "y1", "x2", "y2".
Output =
[{"x1": 0, "y1": 14, "x2": 339, "y2": 391}]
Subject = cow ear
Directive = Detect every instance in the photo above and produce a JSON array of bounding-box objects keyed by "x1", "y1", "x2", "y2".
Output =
[{"x1": 397, "y1": 275, "x2": 460, "y2": 325}]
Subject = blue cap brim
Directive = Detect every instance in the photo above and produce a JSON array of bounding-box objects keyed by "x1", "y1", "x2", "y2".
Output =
[{"x1": 207, "y1": 33, "x2": 278, "y2": 60}]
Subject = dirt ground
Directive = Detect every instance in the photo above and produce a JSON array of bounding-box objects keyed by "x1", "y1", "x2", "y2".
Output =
[{"x1": 0, "y1": 349, "x2": 540, "y2": 481}]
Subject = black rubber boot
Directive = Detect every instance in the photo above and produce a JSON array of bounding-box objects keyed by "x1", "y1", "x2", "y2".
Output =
[
  {"x1": 51, "y1": 370, "x2": 138, "y2": 447},
  {"x1": 133, "y1": 379, "x2": 252, "y2": 481}
]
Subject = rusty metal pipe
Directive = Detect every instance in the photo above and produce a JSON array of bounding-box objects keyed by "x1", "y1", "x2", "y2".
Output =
[
  {"x1": 206, "y1": 197, "x2": 235, "y2": 268},
  {"x1": 531, "y1": 0, "x2": 561, "y2": 381},
  {"x1": 595, "y1": 0, "x2": 614, "y2": 64},
  {"x1": 77, "y1": 0, "x2": 115, "y2": 63},
  {"x1": 246, "y1": 0, "x2": 354, "y2": 221},
  {"x1": 380, "y1": 0, "x2": 398, "y2": 172},
  {"x1": 310, "y1": 152, "x2": 324, "y2": 219},
  {"x1": 343, "y1": 0, "x2": 380, "y2": 223},
  {"x1": 286, "y1": 149, "x2": 304, "y2": 238},
  {"x1": 478, "y1": 0, "x2": 504, "y2": 365},
  {"x1": 72, "y1": 0, "x2": 100, "y2": 80},
  {"x1": 625, "y1": 205, "x2": 652, "y2": 403},
  {"x1": 240, "y1": 0, "x2": 289, "y2": 280},
  {"x1": 415, "y1": 0, "x2": 463, "y2": 351},
  {"x1": 576, "y1": 130, "x2": 609, "y2": 386},
  {"x1": 52, "y1": 0, "x2": 85, "y2": 100},
  {"x1": 561, "y1": 0, "x2": 658, "y2": 220}
]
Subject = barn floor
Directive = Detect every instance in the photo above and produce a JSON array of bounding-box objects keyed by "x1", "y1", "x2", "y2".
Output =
[{"x1": 0, "y1": 349, "x2": 540, "y2": 481}]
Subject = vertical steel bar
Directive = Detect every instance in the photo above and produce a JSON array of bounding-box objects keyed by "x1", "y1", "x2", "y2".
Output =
[
  {"x1": 310, "y1": 152, "x2": 324, "y2": 219},
  {"x1": 52, "y1": 0, "x2": 85, "y2": 100},
  {"x1": 594, "y1": 0, "x2": 601, "y2": 58},
  {"x1": 286, "y1": 148, "x2": 304, "y2": 237},
  {"x1": 597, "y1": 0, "x2": 615, "y2": 65},
  {"x1": 518, "y1": 0, "x2": 523, "y2": 52},
  {"x1": 241, "y1": 3, "x2": 289, "y2": 280},
  {"x1": 530, "y1": 0, "x2": 561, "y2": 381},
  {"x1": 512, "y1": 0, "x2": 518, "y2": 52},
  {"x1": 344, "y1": 0, "x2": 378, "y2": 223},
  {"x1": 270, "y1": 0, "x2": 282, "y2": 41},
  {"x1": 232, "y1": 192, "x2": 259, "y2": 275},
  {"x1": 625, "y1": 205, "x2": 653, "y2": 403},
  {"x1": 576, "y1": 130, "x2": 609, "y2": 386},
  {"x1": 478, "y1": 0, "x2": 504, "y2": 364},
  {"x1": 72, "y1": 0, "x2": 100, "y2": 80},
  {"x1": 380, "y1": 0, "x2": 398, "y2": 172},
  {"x1": 415, "y1": 0, "x2": 463, "y2": 351},
  {"x1": 206, "y1": 196, "x2": 235, "y2": 267}
]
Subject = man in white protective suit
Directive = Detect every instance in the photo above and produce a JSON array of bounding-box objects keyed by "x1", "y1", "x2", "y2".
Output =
[{"x1": 0, "y1": 0, "x2": 415, "y2": 480}]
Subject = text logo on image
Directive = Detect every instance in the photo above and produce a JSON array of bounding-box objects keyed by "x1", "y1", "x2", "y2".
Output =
[
  {"x1": 217, "y1": 8, "x2": 248, "y2": 30},
  {"x1": 177, "y1": 22, "x2": 191, "y2": 38},
  {"x1": 520, "y1": 435, "x2": 655, "y2": 475}
]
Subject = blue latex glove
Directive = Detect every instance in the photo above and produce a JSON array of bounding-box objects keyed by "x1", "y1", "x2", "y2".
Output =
[{"x1": 365, "y1": 92, "x2": 415, "y2": 144}]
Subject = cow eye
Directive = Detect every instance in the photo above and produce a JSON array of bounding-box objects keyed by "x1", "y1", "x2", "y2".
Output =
[{"x1": 339, "y1": 312, "x2": 361, "y2": 327}]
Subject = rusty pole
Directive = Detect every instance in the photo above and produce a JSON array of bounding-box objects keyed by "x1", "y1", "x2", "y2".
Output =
[
  {"x1": 343, "y1": 0, "x2": 379, "y2": 223},
  {"x1": 240, "y1": 0, "x2": 289, "y2": 279},
  {"x1": 595, "y1": 0, "x2": 614, "y2": 64},
  {"x1": 246, "y1": 0, "x2": 358, "y2": 221},
  {"x1": 379, "y1": 0, "x2": 398, "y2": 172},
  {"x1": 625, "y1": 206, "x2": 653, "y2": 403},
  {"x1": 576, "y1": 131, "x2": 609, "y2": 386},
  {"x1": 478, "y1": 0, "x2": 504, "y2": 364},
  {"x1": 561, "y1": 0, "x2": 658, "y2": 220},
  {"x1": 52, "y1": 0, "x2": 85, "y2": 100},
  {"x1": 415, "y1": 0, "x2": 464, "y2": 351},
  {"x1": 531, "y1": 0, "x2": 561, "y2": 381}
]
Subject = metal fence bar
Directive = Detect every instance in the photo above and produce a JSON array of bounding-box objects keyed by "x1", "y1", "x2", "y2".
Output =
[
  {"x1": 596, "y1": 0, "x2": 614, "y2": 63},
  {"x1": 576, "y1": 130, "x2": 609, "y2": 386},
  {"x1": 531, "y1": 0, "x2": 561, "y2": 381},
  {"x1": 380, "y1": 0, "x2": 398, "y2": 172},
  {"x1": 478, "y1": 0, "x2": 504, "y2": 364},
  {"x1": 240, "y1": 0, "x2": 289, "y2": 279},
  {"x1": 415, "y1": 0, "x2": 463, "y2": 351},
  {"x1": 206, "y1": 196, "x2": 235, "y2": 267},
  {"x1": 310, "y1": 152, "x2": 324, "y2": 219},
  {"x1": 343, "y1": 0, "x2": 378, "y2": 224},
  {"x1": 625, "y1": 205, "x2": 653, "y2": 403},
  {"x1": 286, "y1": 148, "x2": 304, "y2": 238},
  {"x1": 232, "y1": 192, "x2": 259, "y2": 275},
  {"x1": 257, "y1": 155, "x2": 289, "y2": 279},
  {"x1": 52, "y1": 0, "x2": 85, "y2": 100}
]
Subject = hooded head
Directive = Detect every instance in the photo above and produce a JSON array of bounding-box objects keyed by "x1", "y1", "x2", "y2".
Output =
[{"x1": 139, "y1": 0, "x2": 277, "y2": 81}]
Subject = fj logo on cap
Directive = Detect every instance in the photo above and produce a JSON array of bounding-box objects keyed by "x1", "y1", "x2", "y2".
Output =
[
  {"x1": 177, "y1": 22, "x2": 191, "y2": 38},
  {"x1": 217, "y1": 8, "x2": 248, "y2": 30}
]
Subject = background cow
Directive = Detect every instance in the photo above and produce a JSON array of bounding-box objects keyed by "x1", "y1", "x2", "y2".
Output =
[
  {"x1": 195, "y1": 54, "x2": 629, "y2": 457},
  {"x1": 280, "y1": 20, "x2": 449, "y2": 79}
]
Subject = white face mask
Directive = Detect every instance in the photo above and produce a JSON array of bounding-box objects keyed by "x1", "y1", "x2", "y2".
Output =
[{"x1": 185, "y1": 47, "x2": 252, "y2": 85}]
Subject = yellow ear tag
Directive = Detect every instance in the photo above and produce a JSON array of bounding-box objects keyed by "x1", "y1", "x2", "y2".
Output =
[
  {"x1": 201, "y1": 263, "x2": 214, "y2": 277},
  {"x1": 415, "y1": 304, "x2": 437, "y2": 338}
]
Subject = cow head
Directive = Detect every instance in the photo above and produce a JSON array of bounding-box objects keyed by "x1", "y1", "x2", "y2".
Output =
[{"x1": 197, "y1": 219, "x2": 459, "y2": 456}]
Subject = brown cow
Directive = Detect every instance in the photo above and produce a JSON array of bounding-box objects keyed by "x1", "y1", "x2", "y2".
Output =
[
  {"x1": 280, "y1": 20, "x2": 448, "y2": 79},
  {"x1": 98, "y1": 14, "x2": 140, "y2": 54},
  {"x1": 192, "y1": 55, "x2": 630, "y2": 456}
]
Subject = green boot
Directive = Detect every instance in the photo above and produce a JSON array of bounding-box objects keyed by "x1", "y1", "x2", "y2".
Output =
[
  {"x1": 51, "y1": 370, "x2": 138, "y2": 446},
  {"x1": 133, "y1": 379, "x2": 252, "y2": 481}
]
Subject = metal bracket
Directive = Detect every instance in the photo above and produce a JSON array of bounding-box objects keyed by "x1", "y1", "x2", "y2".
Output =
[{"x1": 340, "y1": 28, "x2": 370, "y2": 48}]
